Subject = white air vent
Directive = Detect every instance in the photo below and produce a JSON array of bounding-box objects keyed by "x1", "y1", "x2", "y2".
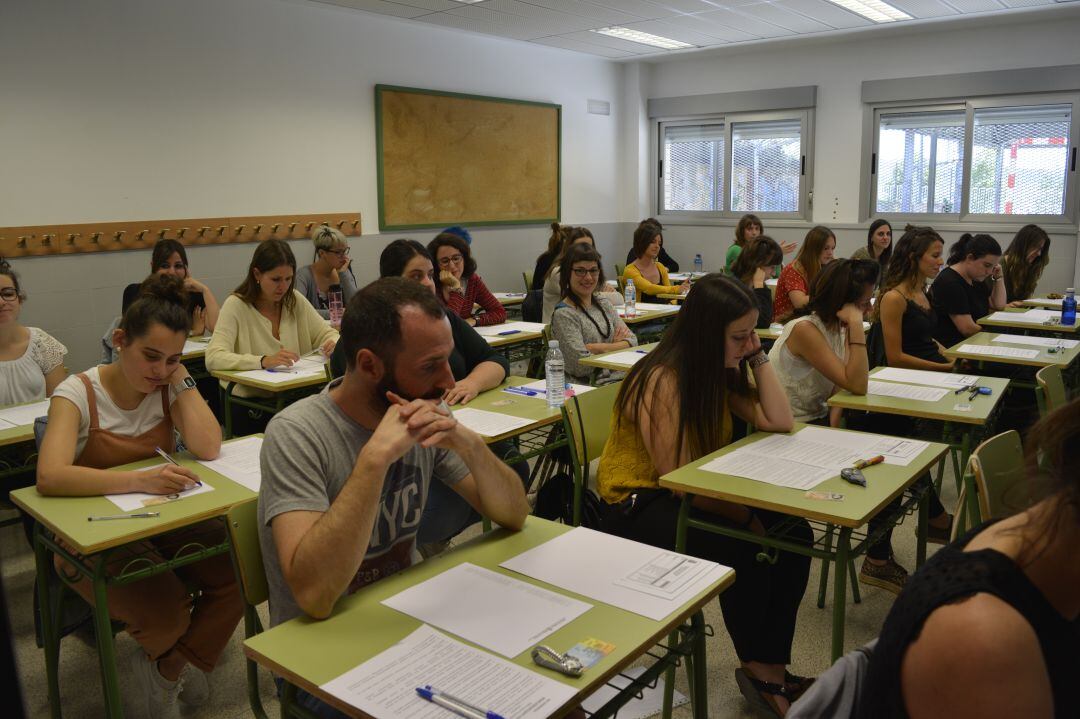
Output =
[{"x1": 587, "y1": 99, "x2": 611, "y2": 116}]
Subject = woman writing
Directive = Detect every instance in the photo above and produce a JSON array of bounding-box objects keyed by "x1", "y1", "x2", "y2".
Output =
[
  {"x1": 122, "y1": 239, "x2": 220, "y2": 335},
  {"x1": 0, "y1": 260, "x2": 67, "y2": 405},
  {"x1": 1000, "y1": 225, "x2": 1050, "y2": 305},
  {"x1": 293, "y1": 225, "x2": 357, "y2": 321},
  {"x1": 428, "y1": 232, "x2": 506, "y2": 327},
  {"x1": 730, "y1": 236, "x2": 784, "y2": 329},
  {"x1": 773, "y1": 226, "x2": 835, "y2": 323},
  {"x1": 929, "y1": 233, "x2": 1006, "y2": 350}
]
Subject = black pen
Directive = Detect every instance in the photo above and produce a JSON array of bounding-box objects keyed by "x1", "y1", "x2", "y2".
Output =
[
  {"x1": 954, "y1": 383, "x2": 975, "y2": 395},
  {"x1": 967, "y1": 386, "x2": 980, "y2": 402},
  {"x1": 154, "y1": 447, "x2": 203, "y2": 487}
]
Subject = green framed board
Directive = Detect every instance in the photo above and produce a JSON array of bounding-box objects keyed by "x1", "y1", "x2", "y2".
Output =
[{"x1": 376, "y1": 85, "x2": 561, "y2": 230}]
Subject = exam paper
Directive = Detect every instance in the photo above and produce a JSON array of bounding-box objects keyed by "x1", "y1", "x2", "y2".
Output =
[
  {"x1": 868, "y1": 380, "x2": 949, "y2": 402},
  {"x1": 474, "y1": 322, "x2": 546, "y2": 336},
  {"x1": 700, "y1": 452, "x2": 835, "y2": 489},
  {"x1": 501, "y1": 527, "x2": 732, "y2": 621},
  {"x1": 1027, "y1": 297, "x2": 1063, "y2": 307},
  {"x1": 872, "y1": 367, "x2": 978, "y2": 389},
  {"x1": 992, "y1": 334, "x2": 1078, "y2": 349},
  {"x1": 381, "y1": 563, "x2": 591, "y2": 658},
  {"x1": 319, "y1": 625, "x2": 577, "y2": 719},
  {"x1": 581, "y1": 667, "x2": 688, "y2": 719},
  {"x1": 632, "y1": 302, "x2": 680, "y2": 312},
  {"x1": 593, "y1": 350, "x2": 649, "y2": 368},
  {"x1": 233, "y1": 355, "x2": 328, "y2": 384},
  {"x1": 493, "y1": 292, "x2": 525, "y2": 299},
  {"x1": 106, "y1": 469, "x2": 215, "y2": 511},
  {"x1": 451, "y1": 408, "x2": 535, "y2": 438},
  {"x1": 985, "y1": 309, "x2": 1059, "y2": 324},
  {"x1": 0, "y1": 399, "x2": 51, "y2": 428},
  {"x1": 182, "y1": 339, "x2": 208, "y2": 355},
  {"x1": 196, "y1": 436, "x2": 263, "y2": 492},
  {"x1": 796, "y1": 426, "x2": 929, "y2": 466},
  {"x1": 958, "y1": 344, "x2": 1039, "y2": 360}
]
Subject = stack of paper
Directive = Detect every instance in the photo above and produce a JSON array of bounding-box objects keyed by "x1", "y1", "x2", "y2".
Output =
[
  {"x1": 594, "y1": 349, "x2": 650, "y2": 368},
  {"x1": 196, "y1": 436, "x2": 263, "y2": 492},
  {"x1": 632, "y1": 302, "x2": 680, "y2": 312},
  {"x1": 474, "y1": 322, "x2": 546, "y2": 336},
  {"x1": 233, "y1": 353, "x2": 328, "y2": 384},
  {"x1": 958, "y1": 344, "x2": 1039, "y2": 360},
  {"x1": 182, "y1": 338, "x2": 209, "y2": 354},
  {"x1": 1027, "y1": 297, "x2": 1063, "y2": 307},
  {"x1": 492, "y1": 292, "x2": 525, "y2": 299},
  {"x1": 873, "y1": 367, "x2": 977, "y2": 389},
  {"x1": 868, "y1": 380, "x2": 948, "y2": 402},
  {"x1": 451, "y1": 408, "x2": 536, "y2": 438},
  {"x1": 986, "y1": 309, "x2": 1060, "y2": 324},
  {"x1": 992, "y1": 334, "x2": 1078, "y2": 349},
  {"x1": 0, "y1": 399, "x2": 52, "y2": 429}
]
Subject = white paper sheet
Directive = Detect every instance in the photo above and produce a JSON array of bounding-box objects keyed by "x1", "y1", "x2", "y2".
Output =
[
  {"x1": 105, "y1": 469, "x2": 215, "y2": 511},
  {"x1": 319, "y1": 625, "x2": 577, "y2": 719},
  {"x1": 985, "y1": 309, "x2": 1060, "y2": 324},
  {"x1": 232, "y1": 354, "x2": 327, "y2": 384},
  {"x1": 765, "y1": 278, "x2": 778, "y2": 288},
  {"x1": 796, "y1": 426, "x2": 929, "y2": 467},
  {"x1": 991, "y1": 334, "x2": 1078, "y2": 349},
  {"x1": 593, "y1": 350, "x2": 650, "y2": 368},
  {"x1": 0, "y1": 399, "x2": 51, "y2": 428},
  {"x1": 473, "y1": 322, "x2": 546, "y2": 337},
  {"x1": 0, "y1": 417, "x2": 16, "y2": 430},
  {"x1": 633, "y1": 302, "x2": 680, "y2": 311},
  {"x1": 451, "y1": 408, "x2": 535, "y2": 438},
  {"x1": 195, "y1": 436, "x2": 263, "y2": 492},
  {"x1": 501, "y1": 527, "x2": 732, "y2": 621},
  {"x1": 867, "y1": 380, "x2": 949, "y2": 402},
  {"x1": 872, "y1": 367, "x2": 978, "y2": 389},
  {"x1": 581, "y1": 667, "x2": 688, "y2": 719},
  {"x1": 504, "y1": 379, "x2": 595, "y2": 398},
  {"x1": 700, "y1": 451, "x2": 836, "y2": 489},
  {"x1": 1026, "y1": 297, "x2": 1063, "y2": 307},
  {"x1": 381, "y1": 563, "x2": 591, "y2": 658},
  {"x1": 493, "y1": 292, "x2": 526, "y2": 300},
  {"x1": 957, "y1": 344, "x2": 1040, "y2": 360}
]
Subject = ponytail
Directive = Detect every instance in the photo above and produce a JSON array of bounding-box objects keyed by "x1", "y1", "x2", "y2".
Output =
[{"x1": 948, "y1": 233, "x2": 1001, "y2": 265}]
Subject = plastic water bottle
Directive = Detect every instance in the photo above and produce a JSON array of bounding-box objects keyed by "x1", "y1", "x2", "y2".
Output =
[
  {"x1": 545, "y1": 340, "x2": 566, "y2": 409},
  {"x1": 328, "y1": 284, "x2": 345, "y2": 327},
  {"x1": 624, "y1": 278, "x2": 637, "y2": 318},
  {"x1": 1062, "y1": 288, "x2": 1076, "y2": 326},
  {"x1": 694, "y1": 253, "x2": 703, "y2": 275}
]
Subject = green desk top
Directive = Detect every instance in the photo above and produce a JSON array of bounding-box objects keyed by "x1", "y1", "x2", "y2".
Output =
[
  {"x1": 211, "y1": 368, "x2": 330, "y2": 394},
  {"x1": 484, "y1": 330, "x2": 544, "y2": 349},
  {"x1": 978, "y1": 308, "x2": 1079, "y2": 335},
  {"x1": 654, "y1": 293, "x2": 687, "y2": 301},
  {"x1": 756, "y1": 325, "x2": 783, "y2": 341},
  {"x1": 461, "y1": 377, "x2": 562, "y2": 443},
  {"x1": 0, "y1": 399, "x2": 49, "y2": 448},
  {"x1": 9, "y1": 438, "x2": 259, "y2": 555},
  {"x1": 244, "y1": 517, "x2": 733, "y2": 718},
  {"x1": 493, "y1": 294, "x2": 526, "y2": 306},
  {"x1": 620, "y1": 305, "x2": 680, "y2": 325},
  {"x1": 1020, "y1": 297, "x2": 1065, "y2": 309},
  {"x1": 828, "y1": 367, "x2": 1010, "y2": 426},
  {"x1": 660, "y1": 424, "x2": 949, "y2": 528},
  {"x1": 579, "y1": 343, "x2": 657, "y2": 372},
  {"x1": 181, "y1": 336, "x2": 210, "y2": 361},
  {"x1": 943, "y1": 331, "x2": 1080, "y2": 368}
]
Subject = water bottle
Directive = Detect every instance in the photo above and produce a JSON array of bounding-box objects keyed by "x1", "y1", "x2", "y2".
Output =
[
  {"x1": 693, "y1": 253, "x2": 703, "y2": 275},
  {"x1": 545, "y1": 340, "x2": 566, "y2": 409},
  {"x1": 624, "y1": 278, "x2": 637, "y2": 318},
  {"x1": 1062, "y1": 288, "x2": 1076, "y2": 326},
  {"x1": 328, "y1": 284, "x2": 344, "y2": 327}
]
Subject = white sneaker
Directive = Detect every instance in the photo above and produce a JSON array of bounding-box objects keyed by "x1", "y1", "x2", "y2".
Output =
[
  {"x1": 178, "y1": 665, "x2": 210, "y2": 706},
  {"x1": 127, "y1": 649, "x2": 181, "y2": 719}
]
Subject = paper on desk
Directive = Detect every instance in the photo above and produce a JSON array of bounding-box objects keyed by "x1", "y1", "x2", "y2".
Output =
[
  {"x1": 106, "y1": 467, "x2": 215, "y2": 511},
  {"x1": 594, "y1": 350, "x2": 650, "y2": 368},
  {"x1": 701, "y1": 451, "x2": 836, "y2": 489},
  {"x1": 0, "y1": 399, "x2": 51, "y2": 428},
  {"x1": 873, "y1": 367, "x2": 978, "y2": 389},
  {"x1": 381, "y1": 563, "x2": 590, "y2": 658},
  {"x1": 493, "y1": 292, "x2": 525, "y2": 299},
  {"x1": 958, "y1": 344, "x2": 1039, "y2": 360},
  {"x1": 1027, "y1": 297, "x2": 1063, "y2": 307},
  {"x1": 182, "y1": 339, "x2": 208, "y2": 354},
  {"x1": 451, "y1": 408, "x2": 535, "y2": 438},
  {"x1": 320, "y1": 625, "x2": 576, "y2": 719},
  {"x1": 501, "y1": 527, "x2": 731, "y2": 621},
  {"x1": 992, "y1": 334, "x2": 1078, "y2": 349},
  {"x1": 196, "y1": 436, "x2": 263, "y2": 492},
  {"x1": 232, "y1": 356, "x2": 327, "y2": 384},
  {"x1": 986, "y1": 309, "x2": 1059, "y2": 324},
  {"x1": 474, "y1": 321, "x2": 546, "y2": 336},
  {"x1": 633, "y1": 302, "x2": 680, "y2": 312},
  {"x1": 510, "y1": 379, "x2": 595, "y2": 397},
  {"x1": 581, "y1": 667, "x2": 688, "y2": 719},
  {"x1": 796, "y1": 426, "x2": 929, "y2": 466},
  {"x1": 868, "y1": 380, "x2": 949, "y2": 402}
]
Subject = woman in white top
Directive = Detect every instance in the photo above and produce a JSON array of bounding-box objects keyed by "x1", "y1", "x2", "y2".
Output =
[
  {"x1": 542, "y1": 226, "x2": 622, "y2": 324},
  {"x1": 0, "y1": 260, "x2": 67, "y2": 405}
]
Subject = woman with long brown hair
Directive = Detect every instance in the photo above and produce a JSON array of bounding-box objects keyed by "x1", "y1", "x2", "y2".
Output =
[
  {"x1": 773, "y1": 226, "x2": 835, "y2": 322},
  {"x1": 1001, "y1": 224, "x2": 1051, "y2": 305}
]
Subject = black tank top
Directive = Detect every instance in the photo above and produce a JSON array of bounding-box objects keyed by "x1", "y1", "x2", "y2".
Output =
[
  {"x1": 900, "y1": 299, "x2": 945, "y2": 363},
  {"x1": 859, "y1": 521, "x2": 1079, "y2": 718}
]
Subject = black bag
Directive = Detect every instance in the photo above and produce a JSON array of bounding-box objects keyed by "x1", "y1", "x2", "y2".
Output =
[
  {"x1": 865, "y1": 321, "x2": 887, "y2": 369},
  {"x1": 533, "y1": 471, "x2": 609, "y2": 529},
  {"x1": 521, "y1": 289, "x2": 543, "y2": 323}
]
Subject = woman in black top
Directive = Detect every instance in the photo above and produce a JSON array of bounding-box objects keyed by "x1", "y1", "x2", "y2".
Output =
[
  {"x1": 730, "y1": 235, "x2": 783, "y2": 329},
  {"x1": 928, "y1": 233, "x2": 1007, "y2": 350},
  {"x1": 122, "y1": 239, "x2": 220, "y2": 334},
  {"x1": 532, "y1": 223, "x2": 568, "y2": 292},
  {"x1": 859, "y1": 397, "x2": 1080, "y2": 719}
]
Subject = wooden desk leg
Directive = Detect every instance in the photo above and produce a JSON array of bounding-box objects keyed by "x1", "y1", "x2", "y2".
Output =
[
  {"x1": 689, "y1": 611, "x2": 709, "y2": 719},
  {"x1": 33, "y1": 523, "x2": 62, "y2": 719},
  {"x1": 90, "y1": 558, "x2": 124, "y2": 717},
  {"x1": 830, "y1": 527, "x2": 852, "y2": 662}
]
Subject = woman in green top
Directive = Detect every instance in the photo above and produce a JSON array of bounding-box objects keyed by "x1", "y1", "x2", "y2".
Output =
[
  {"x1": 726, "y1": 214, "x2": 797, "y2": 274},
  {"x1": 851, "y1": 219, "x2": 893, "y2": 284}
]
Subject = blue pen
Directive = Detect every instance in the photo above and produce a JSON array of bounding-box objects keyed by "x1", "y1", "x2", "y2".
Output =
[
  {"x1": 504, "y1": 386, "x2": 541, "y2": 397},
  {"x1": 634, "y1": 349, "x2": 647, "y2": 354},
  {"x1": 416, "y1": 686, "x2": 505, "y2": 719},
  {"x1": 497, "y1": 329, "x2": 521, "y2": 336}
]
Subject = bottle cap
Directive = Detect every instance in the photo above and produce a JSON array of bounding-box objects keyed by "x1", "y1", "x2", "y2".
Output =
[
  {"x1": 548, "y1": 340, "x2": 558, "y2": 348},
  {"x1": 1067, "y1": 288, "x2": 1075, "y2": 293}
]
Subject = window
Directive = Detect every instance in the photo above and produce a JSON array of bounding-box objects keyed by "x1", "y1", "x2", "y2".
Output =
[
  {"x1": 659, "y1": 111, "x2": 811, "y2": 219},
  {"x1": 870, "y1": 96, "x2": 1079, "y2": 223}
]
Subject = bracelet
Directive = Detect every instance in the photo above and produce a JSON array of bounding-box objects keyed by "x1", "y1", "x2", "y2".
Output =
[{"x1": 746, "y1": 350, "x2": 769, "y2": 369}]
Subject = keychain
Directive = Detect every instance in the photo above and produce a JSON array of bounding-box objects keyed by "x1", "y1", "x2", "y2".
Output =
[{"x1": 531, "y1": 645, "x2": 584, "y2": 677}]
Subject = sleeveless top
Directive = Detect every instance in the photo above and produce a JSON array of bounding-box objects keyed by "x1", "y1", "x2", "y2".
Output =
[
  {"x1": 899, "y1": 299, "x2": 945, "y2": 363},
  {"x1": 769, "y1": 315, "x2": 846, "y2": 422},
  {"x1": 859, "y1": 521, "x2": 1079, "y2": 718}
]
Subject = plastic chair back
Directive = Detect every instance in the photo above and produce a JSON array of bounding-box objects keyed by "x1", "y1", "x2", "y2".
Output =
[
  {"x1": 561, "y1": 382, "x2": 621, "y2": 525},
  {"x1": 522, "y1": 271, "x2": 533, "y2": 293},
  {"x1": 968, "y1": 430, "x2": 1028, "y2": 523},
  {"x1": 227, "y1": 500, "x2": 268, "y2": 607},
  {"x1": 1036, "y1": 365, "x2": 1067, "y2": 415},
  {"x1": 614, "y1": 263, "x2": 625, "y2": 279}
]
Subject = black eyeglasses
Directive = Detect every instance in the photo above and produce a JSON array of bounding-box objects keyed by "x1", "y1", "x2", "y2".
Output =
[
  {"x1": 571, "y1": 267, "x2": 600, "y2": 277},
  {"x1": 325, "y1": 247, "x2": 350, "y2": 257},
  {"x1": 438, "y1": 254, "x2": 464, "y2": 267},
  {"x1": 158, "y1": 262, "x2": 187, "y2": 271},
  {"x1": 0, "y1": 288, "x2": 20, "y2": 302}
]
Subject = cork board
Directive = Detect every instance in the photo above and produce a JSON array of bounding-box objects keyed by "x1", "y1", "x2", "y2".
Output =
[{"x1": 376, "y1": 85, "x2": 561, "y2": 230}]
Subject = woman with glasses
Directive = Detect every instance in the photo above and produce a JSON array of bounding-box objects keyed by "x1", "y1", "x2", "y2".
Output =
[
  {"x1": 427, "y1": 233, "x2": 506, "y2": 327},
  {"x1": 550, "y1": 244, "x2": 637, "y2": 386},
  {"x1": 122, "y1": 239, "x2": 220, "y2": 335},
  {"x1": 0, "y1": 260, "x2": 68, "y2": 405},
  {"x1": 294, "y1": 225, "x2": 358, "y2": 320}
]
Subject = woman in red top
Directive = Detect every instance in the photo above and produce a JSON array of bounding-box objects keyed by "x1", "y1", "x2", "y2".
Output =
[
  {"x1": 773, "y1": 226, "x2": 836, "y2": 323},
  {"x1": 427, "y1": 233, "x2": 506, "y2": 327}
]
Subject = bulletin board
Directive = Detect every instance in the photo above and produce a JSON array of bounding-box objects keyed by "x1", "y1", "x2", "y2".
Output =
[{"x1": 375, "y1": 85, "x2": 561, "y2": 231}]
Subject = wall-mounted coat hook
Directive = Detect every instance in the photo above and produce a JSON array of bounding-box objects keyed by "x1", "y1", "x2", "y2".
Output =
[
  {"x1": 336, "y1": 220, "x2": 347, "y2": 230},
  {"x1": 114, "y1": 231, "x2": 126, "y2": 243},
  {"x1": 41, "y1": 234, "x2": 53, "y2": 247},
  {"x1": 136, "y1": 229, "x2": 149, "y2": 242},
  {"x1": 217, "y1": 226, "x2": 227, "y2": 236},
  {"x1": 351, "y1": 220, "x2": 360, "y2": 230},
  {"x1": 305, "y1": 222, "x2": 315, "y2": 232},
  {"x1": 66, "y1": 233, "x2": 80, "y2": 246},
  {"x1": 271, "y1": 223, "x2": 281, "y2": 233},
  {"x1": 252, "y1": 224, "x2": 262, "y2": 234},
  {"x1": 158, "y1": 228, "x2": 171, "y2": 240},
  {"x1": 234, "y1": 225, "x2": 245, "y2": 236},
  {"x1": 198, "y1": 227, "x2": 210, "y2": 238},
  {"x1": 177, "y1": 227, "x2": 188, "y2": 239},
  {"x1": 90, "y1": 232, "x2": 102, "y2": 245},
  {"x1": 289, "y1": 222, "x2": 298, "y2": 233},
  {"x1": 17, "y1": 236, "x2": 28, "y2": 249}
]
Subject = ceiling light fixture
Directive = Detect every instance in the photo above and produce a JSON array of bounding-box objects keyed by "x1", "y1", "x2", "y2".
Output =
[
  {"x1": 590, "y1": 26, "x2": 694, "y2": 50},
  {"x1": 824, "y1": 0, "x2": 911, "y2": 23}
]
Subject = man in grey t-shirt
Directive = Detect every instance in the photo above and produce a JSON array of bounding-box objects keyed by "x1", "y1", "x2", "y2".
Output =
[{"x1": 258, "y1": 278, "x2": 530, "y2": 635}]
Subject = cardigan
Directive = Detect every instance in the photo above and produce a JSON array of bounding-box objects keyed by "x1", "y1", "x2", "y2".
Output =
[
  {"x1": 550, "y1": 297, "x2": 637, "y2": 385},
  {"x1": 622, "y1": 261, "x2": 677, "y2": 303},
  {"x1": 442, "y1": 274, "x2": 506, "y2": 327}
]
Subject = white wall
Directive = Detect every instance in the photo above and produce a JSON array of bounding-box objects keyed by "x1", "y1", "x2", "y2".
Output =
[
  {"x1": 0, "y1": 0, "x2": 624, "y2": 371},
  {"x1": 631, "y1": 13, "x2": 1080, "y2": 292}
]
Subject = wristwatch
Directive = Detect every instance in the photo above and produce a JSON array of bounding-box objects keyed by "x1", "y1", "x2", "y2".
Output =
[
  {"x1": 746, "y1": 350, "x2": 769, "y2": 369},
  {"x1": 172, "y1": 376, "x2": 197, "y2": 394}
]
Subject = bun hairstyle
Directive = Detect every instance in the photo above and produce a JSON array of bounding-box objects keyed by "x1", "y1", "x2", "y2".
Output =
[
  {"x1": 120, "y1": 274, "x2": 191, "y2": 340},
  {"x1": 0, "y1": 258, "x2": 25, "y2": 301},
  {"x1": 541, "y1": 223, "x2": 573, "y2": 278},
  {"x1": 802, "y1": 259, "x2": 880, "y2": 329},
  {"x1": 948, "y1": 233, "x2": 1002, "y2": 266},
  {"x1": 730, "y1": 236, "x2": 783, "y2": 283},
  {"x1": 312, "y1": 224, "x2": 348, "y2": 258}
]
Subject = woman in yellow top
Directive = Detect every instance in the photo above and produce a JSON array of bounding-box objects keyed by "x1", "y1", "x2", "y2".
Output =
[
  {"x1": 597, "y1": 274, "x2": 811, "y2": 718},
  {"x1": 621, "y1": 222, "x2": 689, "y2": 302}
]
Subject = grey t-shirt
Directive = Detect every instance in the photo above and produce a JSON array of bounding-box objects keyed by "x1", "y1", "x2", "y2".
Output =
[{"x1": 258, "y1": 380, "x2": 469, "y2": 627}]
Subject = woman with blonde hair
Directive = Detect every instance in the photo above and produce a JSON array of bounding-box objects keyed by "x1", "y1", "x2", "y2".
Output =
[{"x1": 293, "y1": 225, "x2": 357, "y2": 320}]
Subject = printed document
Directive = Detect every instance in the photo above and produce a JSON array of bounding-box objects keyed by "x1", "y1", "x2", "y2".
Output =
[
  {"x1": 593, "y1": 350, "x2": 649, "y2": 368},
  {"x1": 867, "y1": 380, "x2": 948, "y2": 402},
  {"x1": 196, "y1": 436, "x2": 263, "y2": 492},
  {"x1": 106, "y1": 468, "x2": 214, "y2": 511},
  {"x1": 872, "y1": 367, "x2": 977, "y2": 389},
  {"x1": 957, "y1": 344, "x2": 1039, "y2": 360},
  {"x1": 474, "y1": 322, "x2": 546, "y2": 336},
  {"x1": 991, "y1": 334, "x2": 1078, "y2": 349},
  {"x1": 0, "y1": 399, "x2": 51, "y2": 428},
  {"x1": 451, "y1": 408, "x2": 535, "y2": 438},
  {"x1": 985, "y1": 309, "x2": 1059, "y2": 324}
]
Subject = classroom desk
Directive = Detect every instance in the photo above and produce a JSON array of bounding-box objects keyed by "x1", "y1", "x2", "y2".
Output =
[
  {"x1": 480, "y1": 328, "x2": 547, "y2": 368},
  {"x1": 244, "y1": 517, "x2": 733, "y2": 719},
  {"x1": 618, "y1": 304, "x2": 680, "y2": 325},
  {"x1": 180, "y1": 336, "x2": 213, "y2": 382},
  {"x1": 756, "y1": 325, "x2": 783, "y2": 342},
  {"x1": 212, "y1": 367, "x2": 330, "y2": 438},
  {"x1": 978, "y1": 308, "x2": 1079, "y2": 335},
  {"x1": 1020, "y1": 297, "x2": 1064, "y2": 309},
  {"x1": 493, "y1": 292, "x2": 526, "y2": 307},
  {"x1": 579, "y1": 343, "x2": 657, "y2": 381},
  {"x1": 11, "y1": 441, "x2": 259, "y2": 718},
  {"x1": 660, "y1": 425, "x2": 948, "y2": 661},
  {"x1": 0, "y1": 399, "x2": 52, "y2": 526}
]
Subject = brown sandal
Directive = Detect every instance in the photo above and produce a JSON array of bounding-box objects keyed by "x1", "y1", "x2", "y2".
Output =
[{"x1": 735, "y1": 668, "x2": 791, "y2": 718}]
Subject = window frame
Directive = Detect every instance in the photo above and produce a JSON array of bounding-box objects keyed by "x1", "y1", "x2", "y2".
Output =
[
  {"x1": 868, "y1": 92, "x2": 1080, "y2": 226},
  {"x1": 656, "y1": 109, "x2": 814, "y2": 223}
]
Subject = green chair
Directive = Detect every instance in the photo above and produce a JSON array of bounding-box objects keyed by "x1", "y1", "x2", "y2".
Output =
[
  {"x1": 560, "y1": 381, "x2": 621, "y2": 525},
  {"x1": 950, "y1": 483, "x2": 969, "y2": 544},
  {"x1": 1036, "y1": 365, "x2": 1067, "y2": 416},
  {"x1": 968, "y1": 430, "x2": 1028, "y2": 523},
  {"x1": 226, "y1": 500, "x2": 270, "y2": 719},
  {"x1": 614, "y1": 263, "x2": 625, "y2": 280},
  {"x1": 522, "y1": 271, "x2": 533, "y2": 293}
]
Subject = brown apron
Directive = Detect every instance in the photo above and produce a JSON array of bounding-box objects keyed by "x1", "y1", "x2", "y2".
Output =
[{"x1": 73, "y1": 372, "x2": 174, "y2": 469}]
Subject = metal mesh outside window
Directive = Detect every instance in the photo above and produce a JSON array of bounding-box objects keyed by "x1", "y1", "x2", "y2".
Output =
[
  {"x1": 876, "y1": 111, "x2": 965, "y2": 214},
  {"x1": 662, "y1": 124, "x2": 724, "y2": 212},
  {"x1": 970, "y1": 105, "x2": 1071, "y2": 216},
  {"x1": 731, "y1": 120, "x2": 801, "y2": 212}
]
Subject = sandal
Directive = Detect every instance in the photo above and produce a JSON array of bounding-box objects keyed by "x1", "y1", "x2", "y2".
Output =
[
  {"x1": 784, "y1": 670, "x2": 815, "y2": 701},
  {"x1": 735, "y1": 667, "x2": 791, "y2": 718}
]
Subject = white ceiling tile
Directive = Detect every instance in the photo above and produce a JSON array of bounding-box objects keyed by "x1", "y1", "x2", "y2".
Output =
[
  {"x1": 621, "y1": 19, "x2": 731, "y2": 44},
  {"x1": 694, "y1": 7, "x2": 796, "y2": 36},
  {"x1": 310, "y1": 0, "x2": 432, "y2": 18},
  {"x1": 562, "y1": 29, "x2": 671, "y2": 52},
  {"x1": 477, "y1": 0, "x2": 590, "y2": 22},
  {"x1": 414, "y1": 11, "x2": 539, "y2": 39},
  {"x1": 584, "y1": 0, "x2": 677, "y2": 20},
  {"x1": 661, "y1": 12, "x2": 748, "y2": 40},
  {"x1": 885, "y1": 0, "x2": 960, "y2": 17},
  {"x1": 530, "y1": 34, "x2": 640, "y2": 55},
  {"x1": 446, "y1": 4, "x2": 601, "y2": 33},
  {"x1": 735, "y1": 3, "x2": 835, "y2": 31},
  {"x1": 518, "y1": 0, "x2": 653, "y2": 24},
  {"x1": 385, "y1": 0, "x2": 460, "y2": 11},
  {"x1": 774, "y1": 0, "x2": 873, "y2": 28},
  {"x1": 942, "y1": 0, "x2": 1006, "y2": 10},
  {"x1": 643, "y1": 0, "x2": 734, "y2": 13},
  {"x1": 998, "y1": 0, "x2": 1052, "y2": 6}
]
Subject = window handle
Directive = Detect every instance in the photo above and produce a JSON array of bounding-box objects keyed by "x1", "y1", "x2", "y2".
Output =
[
  {"x1": 1071, "y1": 147, "x2": 1076, "y2": 172},
  {"x1": 871, "y1": 152, "x2": 877, "y2": 175}
]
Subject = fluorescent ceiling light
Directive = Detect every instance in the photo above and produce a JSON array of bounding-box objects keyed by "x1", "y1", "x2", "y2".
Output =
[
  {"x1": 824, "y1": 0, "x2": 911, "y2": 23},
  {"x1": 449, "y1": 0, "x2": 486, "y2": 4},
  {"x1": 590, "y1": 27, "x2": 694, "y2": 50}
]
